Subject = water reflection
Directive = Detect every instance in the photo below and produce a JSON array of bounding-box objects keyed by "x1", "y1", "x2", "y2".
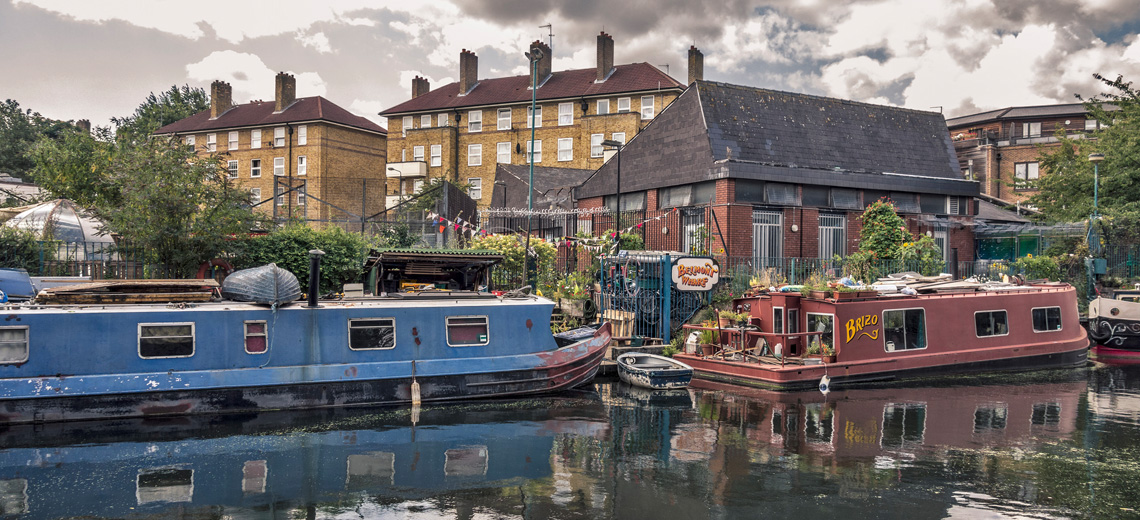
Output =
[{"x1": 1, "y1": 368, "x2": 1140, "y2": 518}]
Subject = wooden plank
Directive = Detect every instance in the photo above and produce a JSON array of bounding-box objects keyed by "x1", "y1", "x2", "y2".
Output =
[
  {"x1": 36, "y1": 291, "x2": 214, "y2": 305},
  {"x1": 42, "y1": 279, "x2": 219, "y2": 294}
]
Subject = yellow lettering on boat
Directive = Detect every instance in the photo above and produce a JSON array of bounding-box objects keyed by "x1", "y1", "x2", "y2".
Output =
[{"x1": 845, "y1": 314, "x2": 879, "y2": 343}]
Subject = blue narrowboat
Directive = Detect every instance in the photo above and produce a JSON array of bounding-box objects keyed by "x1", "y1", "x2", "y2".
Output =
[{"x1": 0, "y1": 280, "x2": 610, "y2": 424}]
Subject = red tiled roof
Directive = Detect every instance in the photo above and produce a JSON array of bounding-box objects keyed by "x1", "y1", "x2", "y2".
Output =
[
  {"x1": 154, "y1": 96, "x2": 387, "y2": 135},
  {"x1": 380, "y1": 63, "x2": 684, "y2": 116}
]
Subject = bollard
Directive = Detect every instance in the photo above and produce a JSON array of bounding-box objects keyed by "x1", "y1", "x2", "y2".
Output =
[{"x1": 307, "y1": 249, "x2": 325, "y2": 308}]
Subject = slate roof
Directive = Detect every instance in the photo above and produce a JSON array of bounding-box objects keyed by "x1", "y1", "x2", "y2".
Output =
[
  {"x1": 975, "y1": 198, "x2": 1031, "y2": 223},
  {"x1": 154, "y1": 96, "x2": 387, "y2": 135},
  {"x1": 494, "y1": 164, "x2": 595, "y2": 210},
  {"x1": 380, "y1": 63, "x2": 683, "y2": 116},
  {"x1": 946, "y1": 102, "x2": 1117, "y2": 128}
]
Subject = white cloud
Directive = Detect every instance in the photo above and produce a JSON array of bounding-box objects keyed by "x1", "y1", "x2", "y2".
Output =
[
  {"x1": 348, "y1": 99, "x2": 386, "y2": 125},
  {"x1": 185, "y1": 51, "x2": 326, "y2": 100},
  {"x1": 298, "y1": 31, "x2": 332, "y2": 54}
]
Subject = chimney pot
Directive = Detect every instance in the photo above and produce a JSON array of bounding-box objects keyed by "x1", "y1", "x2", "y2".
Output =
[
  {"x1": 529, "y1": 41, "x2": 552, "y2": 83},
  {"x1": 459, "y1": 50, "x2": 479, "y2": 95},
  {"x1": 274, "y1": 72, "x2": 296, "y2": 112},
  {"x1": 687, "y1": 46, "x2": 704, "y2": 85},
  {"x1": 596, "y1": 31, "x2": 615, "y2": 82},
  {"x1": 412, "y1": 75, "x2": 431, "y2": 98},
  {"x1": 210, "y1": 80, "x2": 233, "y2": 119},
  {"x1": 75, "y1": 119, "x2": 91, "y2": 134}
]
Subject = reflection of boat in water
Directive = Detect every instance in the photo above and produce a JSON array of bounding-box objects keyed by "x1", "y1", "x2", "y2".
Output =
[
  {"x1": 1088, "y1": 289, "x2": 1140, "y2": 364},
  {"x1": 687, "y1": 373, "x2": 1085, "y2": 462},
  {"x1": 606, "y1": 382, "x2": 694, "y2": 408},
  {"x1": 0, "y1": 398, "x2": 611, "y2": 518}
]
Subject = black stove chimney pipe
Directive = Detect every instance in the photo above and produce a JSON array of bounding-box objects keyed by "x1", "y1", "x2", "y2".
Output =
[{"x1": 308, "y1": 249, "x2": 325, "y2": 308}]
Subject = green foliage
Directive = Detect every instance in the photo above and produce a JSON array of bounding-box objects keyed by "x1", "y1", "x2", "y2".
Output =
[
  {"x1": 898, "y1": 235, "x2": 946, "y2": 276},
  {"x1": 470, "y1": 233, "x2": 558, "y2": 291},
  {"x1": 30, "y1": 128, "x2": 119, "y2": 208},
  {"x1": 0, "y1": 99, "x2": 78, "y2": 176},
  {"x1": 237, "y1": 225, "x2": 372, "y2": 295},
  {"x1": 600, "y1": 229, "x2": 644, "y2": 252},
  {"x1": 373, "y1": 223, "x2": 419, "y2": 248},
  {"x1": 0, "y1": 227, "x2": 41, "y2": 271},
  {"x1": 111, "y1": 85, "x2": 209, "y2": 147},
  {"x1": 551, "y1": 270, "x2": 594, "y2": 300},
  {"x1": 857, "y1": 199, "x2": 910, "y2": 260},
  {"x1": 661, "y1": 335, "x2": 681, "y2": 357},
  {"x1": 1012, "y1": 254, "x2": 1062, "y2": 281}
]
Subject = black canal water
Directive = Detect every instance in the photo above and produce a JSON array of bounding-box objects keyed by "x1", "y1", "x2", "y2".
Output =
[{"x1": 3, "y1": 365, "x2": 1140, "y2": 519}]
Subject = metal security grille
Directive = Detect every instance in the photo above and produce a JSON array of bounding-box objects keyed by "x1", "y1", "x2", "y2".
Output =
[
  {"x1": 682, "y1": 209, "x2": 705, "y2": 254},
  {"x1": 752, "y1": 209, "x2": 783, "y2": 267},
  {"x1": 819, "y1": 214, "x2": 846, "y2": 259}
]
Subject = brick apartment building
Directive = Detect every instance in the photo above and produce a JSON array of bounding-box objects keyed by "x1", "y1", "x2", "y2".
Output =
[
  {"x1": 155, "y1": 73, "x2": 388, "y2": 226},
  {"x1": 575, "y1": 81, "x2": 981, "y2": 263},
  {"x1": 946, "y1": 103, "x2": 1116, "y2": 205},
  {"x1": 379, "y1": 32, "x2": 697, "y2": 209}
]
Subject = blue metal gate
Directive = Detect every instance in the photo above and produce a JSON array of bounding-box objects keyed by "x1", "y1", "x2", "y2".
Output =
[{"x1": 599, "y1": 253, "x2": 707, "y2": 340}]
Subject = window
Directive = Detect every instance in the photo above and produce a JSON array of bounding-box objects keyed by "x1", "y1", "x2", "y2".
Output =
[
  {"x1": 753, "y1": 209, "x2": 783, "y2": 266},
  {"x1": 273, "y1": 157, "x2": 285, "y2": 176},
  {"x1": 402, "y1": 116, "x2": 413, "y2": 136},
  {"x1": 884, "y1": 309, "x2": 926, "y2": 351},
  {"x1": 251, "y1": 129, "x2": 261, "y2": 149},
  {"x1": 1033, "y1": 307, "x2": 1063, "y2": 332},
  {"x1": 244, "y1": 321, "x2": 267, "y2": 354},
  {"x1": 139, "y1": 323, "x2": 194, "y2": 358},
  {"x1": 463, "y1": 177, "x2": 482, "y2": 200},
  {"x1": 276, "y1": 185, "x2": 285, "y2": 206},
  {"x1": 467, "y1": 144, "x2": 482, "y2": 166},
  {"x1": 413, "y1": 146, "x2": 424, "y2": 162},
  {"x1": 497, "y1": 108, "x2": 511, "y2": 130},
  {"x1": 0, "y1": 327, "x2": 29, "y2": 364},
  {"x1": 447, "y1": 316, "x2": 488, "y2": 346},
  {"x1": 640, "y1": 95, "x2": 655, "y2": 119},
  {"x1": 420, "y1": 115, "x2": 430, "y2": 129},
  {"x1": 497, "y1": 142, "x2": 510, "y2": 164},
  {"x1": 206, "y1": 133, "x2": 217, "y2": 152},
  {"x1": 438, "y1": 113, "x2": 448, "y2": 126},
  {"x1": 274, "y1": 127, "x2": 285, "y2": 147},
  {"x1": 773, "y1": 307, "x2": 785, "y2": 334},
  {"x1": 882, "y1": 403, "x2": 926, "y2": 449},
  {"x1": 413, "y1": 179, "x2": 424, "y2": 193},
  {"x1": 468, "y1": 110, "x2": 482, "y2": 132},
  {"x1": 1085, "y1": 119, "x2": 1098, "y2": 131},
  {"x1": 348, "y1": 318, "x2": 395, "y2": 350},
  {"x1": 527, "y1": 106, "x2": 542, "y2": 128},
  {"x1": 597, "y1": 99, "x2": 610, "y2": 115},
  {"x1": 605, "y1": 192, "x2": 646, "y2": 212},
  {"x1": 527, "y1": 140, "x2": 542, "y2": 163},
  {"x1": 1022, "y1": 122, "x2": 1042, "y2": 137},
  {"x1": 297, "y1": 185, "x2": 305, "y2": 206},
  {"x1": 947, "y1": 196, "x2": 961, "y2": 215},
  {"x1": 590, "y1": 134, "x2": 604, "y2": 158},
  {"x1": 250, "y1": 188, "x2": 261, "y2": 205},
  {"x1": 807, "y1": 313, "x2": 834, "y2": 353},
  {"x1": 819, "y1": 214, "x2": 846, "y2": 259},
  {"x1": 250, "y1": 159, "x2": 261, "y2": 178},
  {"x1": 558, "y1": 102, "x2": 573, "y2": 125},
  {"x1": 660, "y1": 183, "x2": 715, "y2": 208},
  {"x1": 228, "y1": 131, "x2": 238, "y2": 150},
  {"x1": 617, "y1": 97, "x2": 631, "y2": 112},
  {"x1": 975, "y1": 310, "x2": 1009, "y2": 337},
  {"x1": 184, "y1": 135, "x2": 195, "y2": 147},
  {"x1": 297, "y1": 125, "x2": 307, "y2": 145},
  {"x1": 430, "y1": 144, "x2": 441, "y2": 167},
  {"x1": 227, "y1": 160, "x2": 238, "y2": 179},
  {"x1": 1015, "y1": 162, "x2": 1039, "y2": 189},
  {"x1": 557, "y1": 138, "x2": 573, "y2": 161},
  {"x1": 612, "y1": 132, "x2": 626, "y2": 145},
  {"x1": 297, "y1": 156, "x2": 306, "y2": 175}
]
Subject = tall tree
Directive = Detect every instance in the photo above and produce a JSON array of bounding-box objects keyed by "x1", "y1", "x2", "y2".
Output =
[
  {"x1": 111, "y1": 85, "x2": 208, "y2": 147},
  {"x1": 28, "y1": 127, "x2": 118, "y2": 207},
  {"x1": 0, "y1": 99, "x2": 75, "y2": 176}
]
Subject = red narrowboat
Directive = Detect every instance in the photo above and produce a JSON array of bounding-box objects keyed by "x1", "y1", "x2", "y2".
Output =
[{"x1": 675, "y1": 282, "x2": 1089, "y2": 390}]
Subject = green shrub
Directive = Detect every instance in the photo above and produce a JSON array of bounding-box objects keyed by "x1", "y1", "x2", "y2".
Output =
[
  {"x1": 0, "y1": 227, "x2": 41, "y2": 272},
  {"x1": 236, "y1": 225, "x2": 371, "y2": 295},
  {"x1": 1013, "y1": 254, "x2": 1061, "y2": 281}
]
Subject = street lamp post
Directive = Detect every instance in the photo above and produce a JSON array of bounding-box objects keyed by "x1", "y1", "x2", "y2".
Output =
[
  {"x1": 601, "y1": 139, "x2": 623, "y2": 236},
  {"x1": 1089, "y1": 153, "x2": 1104, "y2": 217},
  {"x1": 522, "y1": 47, "x2": 544, "y2": 289}
]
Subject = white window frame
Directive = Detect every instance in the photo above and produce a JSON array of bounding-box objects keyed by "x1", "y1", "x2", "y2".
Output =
[
  {"x1": 250, "y1": 187, "x2": 261, "y2": 205},
  {"x1": 348, "y1": 318, "x2": 397, "y2": 351},
  {"x1": 1032, "y1": 306, "x2": 1064, "y2": 333},
  {"x1": 557, "y1": 138, "x2": 573, "y2": 162},
  {"x1": 184, "y1": 135, "x2": 195, "y2": 147},
  {"x1": 773, "y1": 307, "x2": 785, "y2": 335},
  {"x1": 468, "y1": 110, "x2": 482, "y2": 132},
  {"x1": 641, "y1": 95, "x2": 655, "y2": 119},
  {"x1": 276, "y1": 185, "x2": 285, "y2": 206},
  {"x1": 206, "y1": 133, "x2": 217, "y2": 152},
  {"x1": 138, "y1": 323, "x2": 195, "y2": 359},
  {"x1": 297, "y1": 185, "x2": 306, "y2": 206},
  {"x1": 558, "y1": 102, "x2": 573, "y2": 125},
  {"x1": 430, "y1": 144, "x2": 441, "y2": 167},
  {"x1": 251, "y1": 129, "x2": 261, "y2": 149},
  {"x1": 1022, "y1": 122, "x2": 1042, "y2": 137},
  {"x1": 438, "y1": 113, "x2": 448, "y2": 126},
  {"x1": 413, "y1": 179, "x2": 424, "y2": 193},
  {"x1": 1085, "y1": 119, "x2": 1098, "y2": 131},
  {"x1": 1015, "y1": 162, "x2": 1040, "y2": 185},
  {"x1": 273, "y1": 157, "x2": 285, "y2": 176},
  {"x1": 467, "y1": 177, "x2": 482, "y2": 200},
  {"x1": 806, "y1": 312, "x2": 835, "y2": 354},
  {"x1": 883, "y1": 307, "x2": 928, "y2": 352},
  {"x1": 227, "y1": 160, "x2": 238, "y2": 179},
  {"x1": 297, "y1": 125, "x2": 307, "y2": 145},
  {"x1": 974, "y1": 309, "x2": 1010, "y2": 338},
  {"x1": 0, "y1": 326, "x2": 29, "y2": 364},
  {"x1": 497, "y1": 142, "x2": 510, "y2": 164},
  {"x1": 590, "y1": 134, "x2": 604, "y2": 158},
  {"x1": 244, "y1": 320, "x2": 268, "y2": 355},
  {"x1": 497, "y1": 108, "x2": 511, "y2": 130},
  {"x1": 467, "y1": 144, "x2": 482, "y2": 166},
  {"x1": 420, "y1": 115, "x2": 431, "y2": 129},
  {"x1": 612, "y1": 132, "x2": 626, "y2": 145},
  {"x1": 527, "y1": 140, "x2": 542, "y2": 163},
  {"x1": 274, "y1": 127, "x2": 285, "y2": 147},
  {"x1": 250, "y1": 159, "x2": 261, "y2": 178},
  {"x1": 413, "y1": 146, "x2": 424, "y2": 162},
  {"x1": 402, "y1": 116, "x2": 413, "y2": 137},
  {"x1": 617, "y1": 97, "x2": 631, "y2": 112},
  {"x1": 597, "y1": 99, "x2": 610, "y2": 115},
  {"x1": 527, "y1": 106, "x2": 542, "y2": 128},
  {"x1": 297, "y1": 156, "x2": 306, "y2": 176},
  {"x1": 446, "y1": 315, "x2": 489, "y2": 347},
  {"x1": 228, "y1": 131, "x2": 238, "y2": 150}
]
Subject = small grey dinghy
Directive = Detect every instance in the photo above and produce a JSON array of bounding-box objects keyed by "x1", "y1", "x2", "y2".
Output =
[{"x1": 616, "y1": 352, "x2": 694, "y2": 390}]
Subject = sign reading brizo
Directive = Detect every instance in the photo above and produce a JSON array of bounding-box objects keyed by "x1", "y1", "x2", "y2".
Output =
[{"x1": 671, "y1": 257, "x2": 720, "y2": 291}]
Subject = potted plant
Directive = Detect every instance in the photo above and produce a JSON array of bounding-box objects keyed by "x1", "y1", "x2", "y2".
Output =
[
  {"x1": 832, "y1": 284, "x2": 857, "y2": 300},
  {"x1": 718, "y1": 310, "x2": 748, "y2": 327},
  {"x1": 698, "y1": 324, "x2": 718, "y2": 356},
  {"x1": 821, "y1": 344, "x2": 836, "y2": 363},
  {"x1": 803, "y1": 271, "x2": 830, "y2": 299}
]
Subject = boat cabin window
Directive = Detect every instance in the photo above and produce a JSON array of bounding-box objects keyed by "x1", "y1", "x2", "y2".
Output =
[
  {"x1": 244, "y1": 321, "x2": 268, "y2": 354},
  {"x1": 0, "y1": 327, "x2": 29, "y2": 364},
  {"x1": 348, "y1": 318, "x2": 396, "y2": 350},
  {"x1": 883, "y1": 309, "x2": 926, "y2": 351},
  {"x1": 773, "y1": 307, "x2": 784, "y2": 334},
  {"x1": 882, "y1": 403, "x2": 926, "y2": 449},
  {"x1": 1032, "y1": 307, "x2": 1062, "y2": 332},
  {"x1": 138, "y1": 324, "x2": 195, "y2": 359},
  {"x1": 447, "y1": 316, "x2": 489, "y2": 346},
  {"x1": 974, "y1": 310, "x2": 1009, "y2": 337},
  {"x1": 806, "y1": 313, "x2": 834, "y2": 352}
]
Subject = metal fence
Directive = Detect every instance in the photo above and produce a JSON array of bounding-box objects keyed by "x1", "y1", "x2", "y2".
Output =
[{"x1": 20, "y1": 241, "x2": 148, "y2": 279}]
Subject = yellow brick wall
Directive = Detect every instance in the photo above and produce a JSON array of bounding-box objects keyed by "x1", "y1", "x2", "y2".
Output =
[{"x1": 996, "y1": 143, "x2": 1059, "y2": 203}]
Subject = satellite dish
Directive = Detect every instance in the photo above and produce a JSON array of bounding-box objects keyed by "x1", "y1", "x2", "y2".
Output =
[{"x1": 819, "y1": 375, "x2": 831, "y2": 395}]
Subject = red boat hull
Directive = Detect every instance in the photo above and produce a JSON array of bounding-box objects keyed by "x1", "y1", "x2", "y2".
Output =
[{"x1": 1090, "y1": 344, "x2": 1140, "y2": 365}]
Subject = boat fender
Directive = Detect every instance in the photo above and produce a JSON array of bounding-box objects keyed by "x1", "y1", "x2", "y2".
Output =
[
  {"x1": 819, "y1": 375, "x2": 831, "y2": 395},
  {"x1": 1087, "y1": 320, "x2": 1111, "y2": 342}
]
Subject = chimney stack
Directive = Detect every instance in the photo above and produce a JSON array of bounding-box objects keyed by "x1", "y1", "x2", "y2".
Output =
[
  {"x1": 210, "y1": 80, "x2": 233, "y2": 119},
  {"x1": 459, "y1": 50, "x2": 478, "y2": 95},
  {"x1": 75, "y1": 119, "x2": 91, "y2": 134},
  {"x1": 412, "y1": 76, "x2": 431, "y2": 98},
  {"x1": 528, "y1": 41, "x2": 552, "y2": 83},
  {"x1": 687, "y1": 46, "x2": 704, "y2": 85},
  {"x1": 274, "y1": 72, "x2": 296, "y2": 112},
  {"x1": 596, "y1": 32, "x2": 614, "y2": 81}
]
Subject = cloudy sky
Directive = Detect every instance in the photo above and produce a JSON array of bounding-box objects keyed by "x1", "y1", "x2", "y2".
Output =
[{"x1": 3, "y1": 0, "x2": 1139, "y2": 130}]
